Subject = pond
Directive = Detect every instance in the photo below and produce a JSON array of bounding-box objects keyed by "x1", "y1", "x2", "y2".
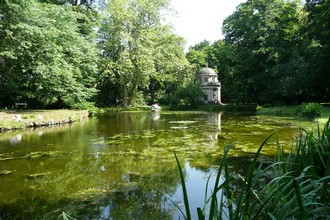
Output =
[{"x1": 0, "y1": 111, "x2": 300, "y2": 219}]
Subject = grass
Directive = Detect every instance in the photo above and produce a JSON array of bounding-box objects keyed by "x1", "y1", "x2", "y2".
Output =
[
  {"x1": 256, "y1": 106, "x2": 298, "y2": 116},
  {"x1": 102, "y1": 104, "x2": 330, "y2": 119},
  {"x1": 257, "y1": 105, "x2": 330, "y2": 119},
  {"x1": 175, "y1": 118, "x2": 330, "y2": 219},
  {"x1": 0, "y1": 109, "x2": 89, "y2": 131},
  {"x1": 0, "y1": 120, "x2": 25, "y2": 130},
  {"x1": 198, "y1": 104, "x2": 258, "y2": 114}
]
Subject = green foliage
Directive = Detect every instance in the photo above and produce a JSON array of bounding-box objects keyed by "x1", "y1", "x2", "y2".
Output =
[
  {"x1": 257, "y1": 106, "x2": 298, "y2": 116},
  {"x1": 72, "y1": 102, "x2": 98, "y2": 115},
  {"x1": 62, "y1": 211, "x2": 76, "y2": 220},
  {"x1": 175, "y1": 119, "x2": 330, "y2": 219},
  {"x1": 130, "y1": 91, "x2": 147, "y2": 107},
  {"x1": 185, "y1": 40, "x2": 211, "y2": 69},
  {"x1": 196, "y1": 0, "x2": 328, "y2": 104},
  {"x1": 185, "y1": 0, "x2": 329, "y2": 105},
  {"x1": 97, "y1": 0, "x2": 192, "y2": 107},
  {"x1": 1, "y1": 0, "x2": 330, "y2": 109},
  {"x1": 296, "y1": 103, "x2": 322, "y2": 120},
  {"x1": 161, "y1": 83, "x2": 204, "y2": 110},
  {"x1": 221, "y1": 0, "x2": 305, "y2": 104},
  {"x1": 258, "y1": 119, "x2": 330, "y2": 219},
  {"x1": 304, "y1": 0, "x2": 330, "y2": 101},
  {"x1": 174, "y1": 152, "x2": 192, "y2": 220},
  {"x1": 0, "y1": 0, "x2": 98, "y2": 108}
]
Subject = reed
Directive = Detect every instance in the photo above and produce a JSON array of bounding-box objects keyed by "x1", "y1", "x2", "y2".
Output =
[
  {"x1": 175, "y1": 118, "x2": 330, "y2": 219},
  {"x1": 174, "y1": 152, "x2": 192, "y2": 220},
  {"x1": 61, "y1": 211, "x2": 75, "y2": 220}
]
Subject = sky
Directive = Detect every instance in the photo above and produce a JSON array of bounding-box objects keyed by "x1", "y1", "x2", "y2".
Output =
[{"x1": 167, "y1": 0, "x2": 247, "y2": 49}]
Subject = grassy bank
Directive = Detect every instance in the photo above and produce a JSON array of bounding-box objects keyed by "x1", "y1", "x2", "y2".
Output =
[
  {"x1": 256, "y1": 106, "x2": 298, "y2": 116},
  {"x1": 256, "y1": 105, "x2": 330, "y2": 126},
  {"x1": 103, "y1": 103, "x2": 330, "y2": 117},
  {"x1": 0, "y1": 109, "x2": 89, "y2": 131},
  {"x1": 102, "y1": 106, "x2": 152, "y2": 112},
  {"x1": 197, "y1": 104, "x2": 258, "y2": 114},
  {"x1": 102, "y1": 104, "x2": 258, "y2": 114},
  {"x1": 257, "y1": 105, "x2": 330, "y2": 117}
]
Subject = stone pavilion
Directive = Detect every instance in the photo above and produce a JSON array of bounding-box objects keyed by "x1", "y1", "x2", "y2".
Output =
[{"x1": 197, "y1": 67, "x2": 221, "y2": 104}]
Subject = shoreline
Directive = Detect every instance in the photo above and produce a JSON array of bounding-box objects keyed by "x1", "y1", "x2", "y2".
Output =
[{"x1": 0, "y1": 109, "x2": 89, "y2": 132}]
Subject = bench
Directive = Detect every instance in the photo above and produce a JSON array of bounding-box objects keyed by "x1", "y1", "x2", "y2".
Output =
[{"x1": 15, "y1": 103, "x2": 28, "y2": 108}]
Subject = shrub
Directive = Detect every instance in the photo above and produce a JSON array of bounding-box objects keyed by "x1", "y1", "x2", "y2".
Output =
[
  {"x1": 131, "y1": 91, "x2": 147, "y2": 107},
  {"x1": 296, "y1": 103, "x2": 322, "y2": 120},
  {"x1": 72, "y1": 102, "x2": 98, "y2": 115},
  {"x1": 262, "y1": 103, "x2": 272, "y2": 108}
]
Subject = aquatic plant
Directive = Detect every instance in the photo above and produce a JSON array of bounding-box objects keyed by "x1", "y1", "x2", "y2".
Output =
[
  {"x1": 61, "y1": 211, "x2": 75, "y2": 220},
  {"x1": 296, "y1": 103, "x2": 322, "y2": 121},
  {"x1": 175, "y1": 118, "x2": 330, "y2": 219}
]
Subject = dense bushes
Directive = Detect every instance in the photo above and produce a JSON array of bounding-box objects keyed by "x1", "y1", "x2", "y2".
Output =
[{"x1": 296, "y1": 103, "x2": 322, "y2": 120}]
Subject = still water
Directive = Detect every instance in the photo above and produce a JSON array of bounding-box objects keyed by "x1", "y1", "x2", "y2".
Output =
[{"x1": 0, "y1": 111, "x2": 299, "y2": 219}]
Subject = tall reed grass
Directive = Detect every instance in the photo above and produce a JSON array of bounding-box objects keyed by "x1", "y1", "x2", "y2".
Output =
[{"x1": 175, "y1": 118, "x2": 330, "y2": 219}]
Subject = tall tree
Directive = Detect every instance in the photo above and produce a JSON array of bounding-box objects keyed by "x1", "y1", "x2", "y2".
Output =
[
  {"x1": 205, "y1": 40, "x2": 236, "y2": 102},
  {"x1": 222, "y1": 0, "x2": 304, "y2": 104},
  {"x1": 149, "y1": 26, "x2": 193, "y2": 105},
  {"x1": 97, "y1": 0, "x2": 192, "y2": 107},
  {"x1": 0, "y1": 0, "x2": 98, "y2": 108},
  {"x1": 186, "y1": 40, "x2": 210, "y2": 69},
  {"x1": 303, "y1": 0, "x2": 330, "y2": 101}
]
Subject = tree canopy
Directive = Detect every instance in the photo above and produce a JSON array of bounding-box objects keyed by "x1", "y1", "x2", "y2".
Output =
[
  {"x1": 0, "y1": 0, "x2": 98, "y2": 108},
  {"x1": 187, "y1": 0, "x2": 330, "y2": 104},
  {"x1": 0, "y1": 0, "x2": 329, "y2": 108},
  {"x1": 97, "y1": 0, "x2": 193, "y2": 107}
]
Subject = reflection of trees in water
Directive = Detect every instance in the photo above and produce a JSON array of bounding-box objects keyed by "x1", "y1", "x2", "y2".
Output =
[
  {"x1": 102, "y1": 112, "x2": 151, "y2": 134},
  {"x1": 101, "y1": 184, "x2": 175, "y2": 220},
  {"x1": 0, "y1": 149, "x2": 182, "y2": 219},
  {"x1": 2, "y1": 112, "x2": 273, "y2": 219},
  {"x1": 0, "y1": 188, "x2": 175, "y2": 219},
  {"x1": 0, "y1": 117, "x2": 95, "y2": 145},
  {"x1": 94, "y1": 163, "x2": 180, "y2": 219}
]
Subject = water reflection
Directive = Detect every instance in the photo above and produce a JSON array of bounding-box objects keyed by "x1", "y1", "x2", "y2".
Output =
[
  {"x1": 151, "y1": 111, "x2": 161, "y2": 121},
  {"x1": 151, "y1": 111, "x2": 161, "y2": 129},
  {"x1": 9, "y1": 133, "x2": 22, "y2": 144},
  {"x1": 206, "y1": 112, "x2": 221, "y2": 141},
  {"x1": 0, "y1": 112, "x2": 299, "y2": 219},
  {"x1": 7, "y1": 129, "x2": 44, "y2": 144}
]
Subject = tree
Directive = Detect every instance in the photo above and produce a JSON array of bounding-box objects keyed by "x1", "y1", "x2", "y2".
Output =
[
  {"x1": 38, "y1": 0, "x2": 94, "y2": 6},
  {"x1": 205, "y1": 40, "x2": 237, "y2": 103},
  {"x1": 98, "y1": 0, "x2": 165, "y2": 107},
  {"x1": 0, "y1": 0, "x2": 98, "y2": 108},
  {"x1": 186, "y1": 40, "x2": 210, "y2": 69},
  {"x1": 303, "y1": 0, "x2": 330, "y2": 101},
  {"x1": 97, "y1": 0, "x2": 193, "y2": 107},
  {"x1": 149, "y1": 26, "x2": 193, "y2": 105},
  {"x1": 222, "y1": 0, "x2": 305, "y2": 104}
]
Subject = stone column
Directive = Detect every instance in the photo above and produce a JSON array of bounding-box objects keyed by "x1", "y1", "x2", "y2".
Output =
[{"x1": 218, "y1": 86, "x2": 221, "y2": 103}]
